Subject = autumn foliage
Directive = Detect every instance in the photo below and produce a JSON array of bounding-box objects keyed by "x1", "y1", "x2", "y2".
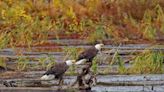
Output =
[{"x1": 0, "y1": 0, "x2": 164, "y2": 48}]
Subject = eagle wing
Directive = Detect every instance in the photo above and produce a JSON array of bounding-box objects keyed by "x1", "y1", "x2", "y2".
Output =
[
  {"x1": 44, "y1": 62, "x2": 69, "y2": 76},
  {"x1": 77, "y1": 47, "x2": 98, "y2": 61}
]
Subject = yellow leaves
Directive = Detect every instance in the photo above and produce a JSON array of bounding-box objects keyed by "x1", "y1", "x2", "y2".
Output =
[
  {"x1": 85, "y1": 0, "x2": 101, "y2": 13},
  {"x1": 0, "y1": 0, "x2": 163, "y2": 49},
  {"x1": 4, "y1": 0, "x2": 13, "y2": 5},
  {"x1": 154, "y1": 5, "x2": 164, "y2": 33},
  {"x1": 0, "y1": 32, "x2": 9, "y2": 49},
  {"x1": 12, "y1": 6, "x2": 32, "y2": 23},
  {"x1": 1, "y1": 9, "x2": 6, "y2": 19},
  {"x1": 22, "y1": 14, "x2": 32, "y2": 22},
  {"x1": 142, "y1": 9, "x2": 153, "y2": 24},
  {"x1": 142, "y1": 25, "x2": 157, "y2": 40},
  {"x1": 52, "y1": 0, "x2": 77, "y2": 20},
  {"x1": 140, "y1": 9, "x2": 157, "y2": 40},
  {"x1": 1, "y1": 5, "x2": 32, "y2": 24},
  {"x1": 53, "y1": 0, "x2": 62, "y2": 8},
  {"x1": 66, "y1": 6, "x2": 76, "y2": 19}
]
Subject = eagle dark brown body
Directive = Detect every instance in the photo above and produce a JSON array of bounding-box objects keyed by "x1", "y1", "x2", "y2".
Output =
[
  {"x1": 44, "y1": 62, "x2": 69, "y2": 79},
  {"x1": 41, "y1": 60, "x2": 75, "y2": 85},
  {"x1": 77, "y1": 46, "x2": 98, "y2": 62}
]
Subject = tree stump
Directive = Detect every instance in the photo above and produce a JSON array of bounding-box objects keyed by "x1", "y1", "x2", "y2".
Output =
[{"x1": 72, "y1": 62, "x2": 97, "y2": 90}]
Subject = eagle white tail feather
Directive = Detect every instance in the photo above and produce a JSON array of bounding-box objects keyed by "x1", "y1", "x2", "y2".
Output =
[
  {"x1": 40, "y1": 74, "x2": 55, "y2": 80},
  {"x1": 75, "y1": 59, "x2": 87, "y2": 65}
]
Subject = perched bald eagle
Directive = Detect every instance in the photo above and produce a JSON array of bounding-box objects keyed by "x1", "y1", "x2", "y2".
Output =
[
  {"x1": 40, "y1": 60, "x2": 75, "y2": 85},
  {"x1": 75, "y1": 44, "x2": 104, "y2": 65}
]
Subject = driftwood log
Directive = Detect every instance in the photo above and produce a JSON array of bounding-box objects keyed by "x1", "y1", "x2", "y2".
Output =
[{"x1": 72, "y1": 62, "x2": 97, "y2": 90}]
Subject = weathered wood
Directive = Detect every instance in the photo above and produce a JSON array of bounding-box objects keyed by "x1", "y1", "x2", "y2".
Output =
[
  {"x1": 97, "y1": 74, "x2": 164, "y2": 82},
  {"x1": 92, "y1": 85, "x2": 145, "y2": 91},
  {"x1": 0, "y1": 44, "x2": 163, "y2": 54},
  {"x1": 0, "y1": 44, "x2": 164, "y2": 92},
  {"x1": 0, "y1": 85, "x2": 164, "y2": 92},
  {"x1": 93, "y1": 85, "x2": 164, "y2": 92},
  {"x1": 0, "y1": 44, "x2": 163, "y2": 63},
  {"x1": 47, "y1": 39, "x2": 89, "y2": 45},
  {"x1": 0, "y1": 87, "x2": 78, "y2": 92},
  {"x1": 3, "y1": 64, "x2": 164, "y2": 76},
  {"x1": 98, "y1": 81, "x2": 164, "y2": 86},
  {"x1": 1, "y1": 74, "x2": 164, "y2": 91},
  {"x1": 71, "y1": 62, "x2": 96, "y2": 90},
  {"x1": 1, "y1": 74, "x2": 164, "y2": 87}
]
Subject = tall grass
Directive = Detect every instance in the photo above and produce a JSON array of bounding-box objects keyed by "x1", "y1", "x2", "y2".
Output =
[
  {"x1": 109, "y1": 50, "x2": 127, "y2": 74},
  {"x1": 37, "y1": 55, "x2": 56, "y2": 70},
  {"x1": 91, "y1": 57, "x2": 98, "y2": 74},
  {"x1": 108, "y1": 46, "x2": 163, "y2": 74},
  {"x1": 0, "y1": 57, "x2": 6, "y2": 68},
  {"x1": 17, "y1": 56, "x2": 30, "y2": 71},
  {"x1": 129, "y1": 50, "x2": 164, "y2": 74},
  {"x1": 63, "y1": 47, "x2": 79, "y2": 75}
]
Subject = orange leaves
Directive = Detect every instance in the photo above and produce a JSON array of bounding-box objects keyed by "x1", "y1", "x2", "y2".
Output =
[{"x1": 0, "y1": 0, "x2": 164, "y2": 49}]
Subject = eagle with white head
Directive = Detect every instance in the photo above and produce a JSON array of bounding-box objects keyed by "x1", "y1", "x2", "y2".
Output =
[
  {"x1": 75, "y1": 44, "x2": 104, "y2": 65},
  {"x1": 40, "y1": 60, "x2": 76, "y2": 85}
]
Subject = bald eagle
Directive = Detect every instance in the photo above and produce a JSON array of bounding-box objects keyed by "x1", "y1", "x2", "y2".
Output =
[
  {"x1": 75, "y1": 44, "x2": 104, "y2": 65},
  {"x1": 40, "y1": 60, "x2": 75, "y2": 85}
]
